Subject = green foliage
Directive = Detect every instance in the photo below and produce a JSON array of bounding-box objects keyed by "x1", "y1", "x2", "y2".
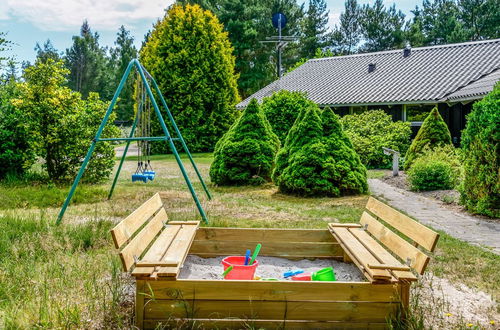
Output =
[
  {"x1": 341, "y1": 110, "x2": 411, "y2": 169},
  {"x1": 460, "y1": 83, "x2": 499, "y2": 217},
  {"x1": 407, "y1": 145, "x2": 461, "y2": 191},
  {"x1": 261, "y1": 90, "x2": 315, "y2": 143},
  {"x1": 12, "y1": 59, "x2": 119, "y2": 183},
  {"x1": 274, "y1": 106, "x2": 367, "y2": 196},
  {"x1": 210, "y1": 99, "x2": 280, "y2": 185},
  {"x1": 332, "y1": 0, "x2": 362, "y2": 54},
  {"x1": 300, "y1": 0, "x2": 330, "y2": 59},
  {"x1": 35, "y1": 39, "x2": 61, "y2": 64},
  {"x1": 404, "y1": 107, "x2": 452, "y2": 170},
  {"x1": 140, "y1": 4, "x2": 240, "y2": 153},
  {"x1": 0, "y1": 79, "x2": 36, "y2": 179}
]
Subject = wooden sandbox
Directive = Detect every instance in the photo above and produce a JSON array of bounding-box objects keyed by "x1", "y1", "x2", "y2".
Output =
[{"x1": 111, "y1": 194, "x2": 439, "y2": 329}]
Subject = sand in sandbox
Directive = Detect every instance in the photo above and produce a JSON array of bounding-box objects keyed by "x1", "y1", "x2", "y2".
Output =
[{"x1": 179, "y1": 255, "x2": 366, "y2": 282}]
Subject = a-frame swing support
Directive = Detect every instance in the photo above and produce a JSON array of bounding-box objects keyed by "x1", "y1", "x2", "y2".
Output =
[{"x1": 57, "y1": 59, "x2": 211, "y2": 225}]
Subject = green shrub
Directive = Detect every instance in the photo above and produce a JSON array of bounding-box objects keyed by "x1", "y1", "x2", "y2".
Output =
[
  {"x1": 341, "y1": 110, "x2": 411, "y2": 168},
  {"x1": 261, "y1": 90, "x2": 315, "y2": 143},
  {"x1": 273, "y1": 106, "x2": 367, "y2": 196},
  {"x1": 407, "y1": 145, "x2": 461, "y2": 191},
  {"x1": 404, "y1": 107, "x2": 452, "y2": 170},
  {"x1": 0, "y1": 80, "x2": 36, "y2": 179},
  {"x1": 210, "y1": 99, "x2": 280, "y2": 185},
  {"x1": 459, "y1": 83, "x2": 499, "y2": 217},
  {"x1": 140, "y1": 4, "x2": 240, "y2": 153}
]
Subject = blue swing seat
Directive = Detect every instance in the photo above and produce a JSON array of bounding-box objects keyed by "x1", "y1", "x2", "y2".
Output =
[
  {"x1": 144, "y1": 171, "x2": 156, "y2": 181},
  {"x1": 132, "y1": 173, "x2": 148, "y2": 183}
]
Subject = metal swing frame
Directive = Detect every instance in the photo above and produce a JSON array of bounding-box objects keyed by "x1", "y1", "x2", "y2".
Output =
[{"x1": 57, "y1": 59, "x2": 211, "y2": 225}]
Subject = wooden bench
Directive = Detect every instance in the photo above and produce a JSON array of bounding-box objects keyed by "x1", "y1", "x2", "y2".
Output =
[
  {"x1": 111, "y1": 193, "x2": 199, "y2": 278},
  {"x1": 329, "y1": 197, "x2": 439, "y2": 284}
]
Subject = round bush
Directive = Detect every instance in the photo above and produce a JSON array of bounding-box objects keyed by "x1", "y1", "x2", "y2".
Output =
[
  {"x1": 460, "y1": 83, "x2": 499, "y2": 217},
  {"x1": 341, "y1": 110, "x2": 411, "y2": 169},
  {"x1": 404, "y1": 107, "x2": 452, "y2": 170},
  {"x1": 274, "y1": 106, "x2": 367, "y2": 196},
  {"x1": 261, "y1": 90, "x2": 315, "y2": 143},
  {"x1": 210, "y1": 99, "x2": 280, "y2": 185}
]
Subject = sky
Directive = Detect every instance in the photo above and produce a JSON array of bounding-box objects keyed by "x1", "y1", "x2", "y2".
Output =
[{"x1": 0, "y1": 0, "x2": 418, "y2": 66}]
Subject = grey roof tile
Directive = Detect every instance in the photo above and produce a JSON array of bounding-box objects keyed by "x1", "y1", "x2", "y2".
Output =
[{"x1": 236, "y1": 39, "x2": 500, "y2": 108}]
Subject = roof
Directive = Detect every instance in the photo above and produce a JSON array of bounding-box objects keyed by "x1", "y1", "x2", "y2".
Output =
[
  {"x1": 442, "y1": 68, "x2": 500, "y2": 102},
  {"x1": 237, "y1": 39, "x2": 500, "y2": 108}
]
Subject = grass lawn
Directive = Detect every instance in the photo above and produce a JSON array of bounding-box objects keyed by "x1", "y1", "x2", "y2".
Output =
[{"x1": 0, "y1": 153, "x2": 498, "y2": 328}]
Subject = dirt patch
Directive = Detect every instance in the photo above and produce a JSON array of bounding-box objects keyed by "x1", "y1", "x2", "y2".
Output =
[{"x1": 179, "y1": 255, "x2": 365, "y2": 281}]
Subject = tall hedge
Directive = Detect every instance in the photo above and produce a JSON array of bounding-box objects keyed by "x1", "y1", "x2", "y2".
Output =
[
  {"x1": 140, "y1": 4, "x2": 240, "y2": 153},
  {"x1": 460, "y1": 84, "x2": 499, "y2": 217},
  {"x1": 404, "y1": 107, "x2": 452, "y2": 170},
  {"x1": 261, "y1": 91, "x2": 315, "y2": 143},
  {"x1": 210, "y1": 99, "x2": 280, "y2": 185},
  {"x1": 341, "y1": 110, "x2": 411, "y2": 169},
  {"x1": 274, "y1": 106, "x2": 367, "y2": 196}
]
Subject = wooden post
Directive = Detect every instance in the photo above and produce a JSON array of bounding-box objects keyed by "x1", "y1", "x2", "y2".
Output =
[{"x1": 136, "y1": 280, "x2": 145, "y2": 329}]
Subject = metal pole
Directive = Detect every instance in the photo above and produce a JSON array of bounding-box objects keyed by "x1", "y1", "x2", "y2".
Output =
[
  {"x1": 148, "y1": 74, "x2": 212, "y2": 200},
  {"x1": 134, "y1": 60, "x2": 209, "y2": 224},
  {"x1": 278, "y1": 16, "x2": 282, "y2": 78},
  {"x1": 56, "y1": 60, "x2": 136, "y2": 225}
]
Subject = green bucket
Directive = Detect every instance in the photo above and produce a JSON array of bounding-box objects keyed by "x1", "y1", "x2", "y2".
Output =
[{"x1": 312, "y1": 267, "x2": 336, "y2": 281}]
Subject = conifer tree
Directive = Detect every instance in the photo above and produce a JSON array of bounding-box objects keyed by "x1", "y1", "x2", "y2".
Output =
[
  {"x1": 274, "y1": 106, "x2": 367, "y2": 196},
  {"x1": 404, "y1": 107, "x2": 452, "y2": 170},
  {"x1": 210, "y1": 99, "x2": 280, "y2": 185},
  {"x1": 300, "y1": 0, "x2": 330, "y2": 59}
]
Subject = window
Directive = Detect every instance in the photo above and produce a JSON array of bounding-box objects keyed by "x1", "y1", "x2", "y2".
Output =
[{"x1": 406, "y1": 104, "x2": 435, "y2": 122}]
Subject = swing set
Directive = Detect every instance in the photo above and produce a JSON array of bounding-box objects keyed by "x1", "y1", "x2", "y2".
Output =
[{"x1": 56, "y1": 59, "x2": 211, "y2": 225}]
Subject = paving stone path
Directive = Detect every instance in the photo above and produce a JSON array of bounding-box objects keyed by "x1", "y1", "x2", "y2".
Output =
[{"x1": 369, "y1": 179, "x2": 500, "y2": 254}]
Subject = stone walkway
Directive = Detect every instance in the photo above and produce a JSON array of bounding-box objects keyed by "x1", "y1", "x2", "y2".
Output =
[{"x1": 368, "y1": 179, "x2": 500, "y2": 254}]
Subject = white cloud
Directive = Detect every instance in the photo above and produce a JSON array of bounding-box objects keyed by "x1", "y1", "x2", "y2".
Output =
[{"x1": 2, "y1": 0, "x2": 175, "y2": 31}]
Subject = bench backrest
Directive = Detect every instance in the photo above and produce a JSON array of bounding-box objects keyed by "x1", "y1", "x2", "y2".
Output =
[
  {"x1": 110, "y1": 193, "x2": 167, "y2": 271},
  {"x1": 361, "y1": 197, "x2": 439, "y2": 275}
]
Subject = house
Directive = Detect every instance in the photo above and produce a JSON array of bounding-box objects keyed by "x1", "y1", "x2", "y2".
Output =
[{"x1": 236, "y1": 39, "x2": 500, "y2": 144}]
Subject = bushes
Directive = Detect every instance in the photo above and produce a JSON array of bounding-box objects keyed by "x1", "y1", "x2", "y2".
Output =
[
  {"x1": 140, "y1": 4, "x2": 239, "y2": 153},
  {"x1": 341, "y1": 110, "x2": 411, "y2": 168},
  {"x1": 459, "y1": 83, "x2": 499, "y2": 217},
  {"x1": 210, "y1": 99, "x2": 280, "y2": 185},
  {"x1": 404, "y1": 107, "x2": 452, "y2": 170},
  {"x1": 273, "y1": 106, "x2": 367, "y2": 196},
  {"x1": 261, "y1": 91, "x2": 315, "y2": 143},
  {"x1": 407, "y1": 145, "x2": 461, "y2": 191}
]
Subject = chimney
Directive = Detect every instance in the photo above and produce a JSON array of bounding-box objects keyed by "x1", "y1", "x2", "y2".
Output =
[
  {"x1": 368, "y1": 63, "x2": 376, "y2": 73},
  {"x1": 403, "y1": 44, "x2": 411, "y2": 57}
]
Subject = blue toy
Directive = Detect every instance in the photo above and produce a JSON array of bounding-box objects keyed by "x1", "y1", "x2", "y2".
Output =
[
  {"x1": 244, "y1": 249, "x2": 251, "y2": 265},
  {"x1": 284, "y1": 269, "x2": 304, "y2": 278}
]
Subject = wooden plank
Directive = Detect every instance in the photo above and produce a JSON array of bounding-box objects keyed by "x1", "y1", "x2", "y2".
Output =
[
  {"x1": 328, "y1": 223, "x2": 363, "y2": 228},
  {"x1": 144, "y1": 299, "x2": 398, "y2": 322},
  {"x1": 189, "y1": 240, "x2": 343, "y2": 258},
  {"x1": 368, "y1": 264, "x2": 411, "y2": 271},
  {"x1": 135, "y1": 261, "x2": 178, "y2": 267},
  {"x1": 119, "y1": 208, "x2": 167, "y2": 271},
  {"x1": 131, "y1": 224, "x2": 182, "y2": 277},
  {"x1": 139, "y1": 280, "x2": 398, "y2": 302},
  {"x1": 330, "y1": 228, "x2": 392, "y2": 281},
  {"x1": 167, "y1": 221, "x2": 199, "y2": 225},
  {"x1": 136, "y1": 280, "x2": 145, "y2": 329},
  {"x1": 110, "y1": 193, "x2": 163, "y2": 249},
  {"x1": 360, "y1": 212, "x2": 430, "y2": 275},
  {"x1": 143, "y1": 319, "x2": 388, "y2": 330},
  {"x1": 157, "y1": 223, "x2": 199, "y2": 277},
  {"x1": 195, "y1": 227, "x2": 335, "y2": 243},
  {"x1": 366, "y1": 197, "x2": 439, "y2": 252}
]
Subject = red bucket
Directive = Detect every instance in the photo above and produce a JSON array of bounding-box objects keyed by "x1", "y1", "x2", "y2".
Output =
[{"x1": 222, "y1": 256, "x2": 259, "y2": 280}]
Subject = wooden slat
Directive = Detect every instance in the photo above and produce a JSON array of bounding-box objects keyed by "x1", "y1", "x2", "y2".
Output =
[
  {"x1": 329, "y1": 228, "x2": 392, "y2": 281},
  {"x1": 328, "y1": 223, "x2": 363, "y2": 228},
  {"x1": 119, "y1": 208, "x2": 167, "y2": 271},
  {"x1": 195, "y1": 227, "x2": 335, "y2": 243},
  {"x1": 143, "y1": 319, "x2": 388, "y2": 329},
  {"x1": 349, "y1": 227, "x2": 417, "y2": 282},
  {"x1": 110, "y1": 193, "x2": 163, "y2": 249},
  {"x1": 144, "y1": 299, "x2": 398, "y2": 322},
  {"x1": 135, "y1": 261, "x2": 178, "y2": 267},
  {"x1": 157, "y1": 223, "x2": 199, "y2": 277},
  {"x1": 360, "y1": 212, "x2": 430, "y2": 275},
  {"x1": 140, "y1": 280, "x2": 398, "y2": 302},
  {"x1": 366, "y1": 197, "x2": 439, "y2": 252},
  {"x1": 132, "y1": 224, "x2": 182, "y2": 277},
  {"x1": 189, "y1": 240, "x2": 343, "y2": 258},
  {"x1": 368, "y1": 264, "x2": 411, "y2": 271},
  {"x1": 167, "y1": 221, "x2": 199, "y2": 225}
]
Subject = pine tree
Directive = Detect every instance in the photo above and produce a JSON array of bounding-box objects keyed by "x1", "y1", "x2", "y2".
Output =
[
  {"x1": 140, "y1": 4, "x2": 240, "y2": 153},
  {"x1": 274, "y1": 106, "x2": 367, "y2": 196},
  {"x1": 110, "y1": 26, "x2": 137, "y2": 121},
  {"x1": 300, "y1": 0, "x2": 330, "y2": 59},
  {"x1": 404, "y1": 107, "x2": 452, "y2": 170},
  {"x1": 210, "y1": 99, "x2": 280, "y2": 185},
  {"x1": 334, "y1": 0, "x2": 362, "y2": 54},
  {"x1": 34, "y1": 39, "x2": 61, "y2": 63}
]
